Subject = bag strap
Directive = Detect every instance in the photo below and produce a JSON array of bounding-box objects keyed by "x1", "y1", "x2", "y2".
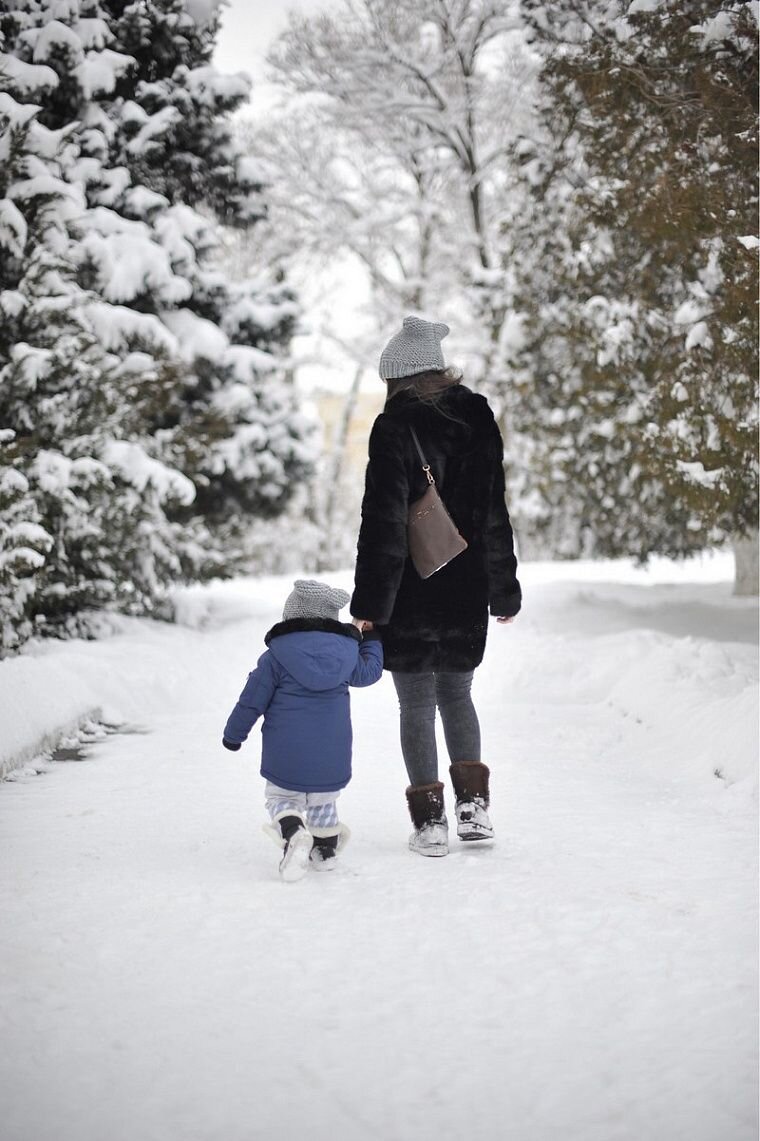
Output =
[{"x1": 408, "y1": 425, "x2": 435, "y2": 486}]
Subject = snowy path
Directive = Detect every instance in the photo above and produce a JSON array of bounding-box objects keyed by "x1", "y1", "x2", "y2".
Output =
[{"x1": 1, "y1": 562, "x2": 757, "y2": 1141}]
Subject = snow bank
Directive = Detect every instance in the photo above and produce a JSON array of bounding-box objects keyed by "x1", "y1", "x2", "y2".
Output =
[
  {"x1": 0, "y1": 604, "x2": 252, "y2": 780},
  {"x1": 488, "y1": 552, "x2": 758, "y2": 791},
  {"x1": 0, "y1": 572, "x2": 288, "y2": 778},
  {"x1": 0, "y1": 555, "x2": 756, "y2": 797}
]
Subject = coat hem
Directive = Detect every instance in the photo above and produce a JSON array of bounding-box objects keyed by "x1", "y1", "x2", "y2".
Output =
[{"x1": 260, "y1": 768, "x2": 350, "y2": 794}]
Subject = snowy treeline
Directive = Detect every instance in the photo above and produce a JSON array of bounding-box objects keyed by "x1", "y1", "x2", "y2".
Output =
[
  {"x1": 244, "y1": 0, "x2": 758, "y2": 587},
  {"x1": 0, "y1": 0, "x2": 756, "y2": 656},
  {"x1": 0, "y1": 0, "x2": 316, "y2": 655},
  {"x1": 508, "y1": 0, "x2": 759, "y2": 577}
]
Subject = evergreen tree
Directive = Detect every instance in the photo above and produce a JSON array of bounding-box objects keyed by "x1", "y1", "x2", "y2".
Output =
[
  {"x1": 0, "y1": 430, "x2": 51, "y2": 653},
  {"x1": 508, "y1": 1, "x2": 758, "y2": 583},
  {"x1": 0, "y1": 1, "x2": 315, "y2": 652},
  {"x1": 0, "y1": 85, "x2": 197, "y2": 647}
]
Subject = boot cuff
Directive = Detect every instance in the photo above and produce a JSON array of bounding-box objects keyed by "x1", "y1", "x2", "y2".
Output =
[
  {"x1": 405, "y1": 781, "x2": 446, "y2": 828},
  {"x1": 449, "y1": 761, "x2": 490, "y2": 805}
]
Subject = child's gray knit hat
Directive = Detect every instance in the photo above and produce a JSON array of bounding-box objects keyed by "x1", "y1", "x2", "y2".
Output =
[
  {"x1": 282, "y1": 579, "x2": 350, "y2": 622},
  {"x1": 379, "y1": 316, "x2": 450, "y2": 380}
]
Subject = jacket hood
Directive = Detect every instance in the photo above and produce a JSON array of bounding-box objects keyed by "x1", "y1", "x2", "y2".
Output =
[{"x1": 265, "y1": 618, "x2": 361, "y2": 692}]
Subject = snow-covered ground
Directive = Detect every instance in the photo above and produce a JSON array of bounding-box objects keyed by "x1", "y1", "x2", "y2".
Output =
[{"x1": 0, "y1": 553, "x2": 757, "y2": 1141}]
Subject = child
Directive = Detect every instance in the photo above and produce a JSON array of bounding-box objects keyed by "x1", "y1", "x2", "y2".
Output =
[{"x1": 222, "y1": 579, "x2": 383, "y2": 881}]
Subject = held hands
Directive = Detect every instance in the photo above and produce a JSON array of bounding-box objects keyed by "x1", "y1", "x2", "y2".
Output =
[
  {"x1": 354, "y1": 616, "x2": 510, "y2": 628},
  {"x1": 352, "y1": 616, "x2": 511, "y2": 628}
]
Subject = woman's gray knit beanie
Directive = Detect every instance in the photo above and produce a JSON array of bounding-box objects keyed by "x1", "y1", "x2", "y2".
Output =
[
  {"x1": 379, "y1": 316, "x2": 450, "y2": 380},
  {"x1": 282, "y1": 579, "x2": 350, "y2": 622}
]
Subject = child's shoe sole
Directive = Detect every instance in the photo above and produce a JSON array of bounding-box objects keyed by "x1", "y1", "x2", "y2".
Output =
[{"x1": 279, "y1": 829, "x2": 312, "y2": 882}]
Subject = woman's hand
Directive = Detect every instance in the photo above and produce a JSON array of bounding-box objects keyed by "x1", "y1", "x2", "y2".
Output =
[
  {"x1": 496, "y1": 616, "x2": 515, "y2": 625},
  {"x1": 352, "y1": 618, "x2": 374, "y2": 632}
]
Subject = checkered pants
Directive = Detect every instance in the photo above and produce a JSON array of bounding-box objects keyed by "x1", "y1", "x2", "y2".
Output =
[{"x1": 264, "y1": 781, "x2": 340, "y2": 830}]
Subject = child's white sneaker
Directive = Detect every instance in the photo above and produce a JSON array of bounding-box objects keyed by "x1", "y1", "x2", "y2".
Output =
[
  {"x1": 309, "y1": 822, "x2": 351, "y2": 871},
  {"x1": 309, "y1": 835, "x2": 338, "y2": 870},
  {"x1": 263, "y1": 813, "x2": 312, "y2": 883},
  {"x1": 279, "y1": 825, "x2": 312, "y2": 882}
]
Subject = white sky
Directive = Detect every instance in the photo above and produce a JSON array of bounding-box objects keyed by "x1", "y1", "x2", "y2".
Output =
[{"x1": 214, "y1": 0, "x2": 338, "y2": 114}]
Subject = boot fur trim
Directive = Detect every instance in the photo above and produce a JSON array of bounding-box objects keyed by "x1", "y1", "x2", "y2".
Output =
[
  {"x1": 449, "y1": 761, "x2": 490, "y2": 807},
  {"x1": 262, "y1": 810, "x2": 307, "y2": 850},
  {"x1": 405, "y1": 781, "x2": 446, "y2": 829},
  {"x1": 310, "y1": 822, "x2": 351, "y2": 851}
]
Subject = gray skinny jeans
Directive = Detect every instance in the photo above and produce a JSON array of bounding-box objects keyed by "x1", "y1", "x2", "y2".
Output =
[{"x1": 390, "y1": 670, "x2": 481, "y2": 787}]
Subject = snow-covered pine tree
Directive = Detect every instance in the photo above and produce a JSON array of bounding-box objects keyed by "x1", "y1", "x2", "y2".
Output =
[
  {"x1": 0, "y1": 94, "x2": 53, "y2": 654},
  {"x1": 0, "y1": 430, "x2": 51, "y2": 653},
  {"x1": 0, "y1": 1, "x2": 314, "y2": 651},
  {"x1": 0, "y1": 83, "x2": 199, "y2": 648},
  {"x1": 508, "y1": 0, "x2": 758, "y2": 588},
  {"x1": 104, "y1": 1, "x2": 314, "y2": 540}
]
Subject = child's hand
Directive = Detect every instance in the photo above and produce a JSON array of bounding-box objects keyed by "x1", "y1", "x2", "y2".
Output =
[
  {"x1": 222, "y1": 738, "x2": 241, "y2": 751},
  {"x1": 496, "y1": 616, "x2": 515, "y2": 625},
  {"x1": 352, "y1": 618, "x2": 374, "y2": 632}
]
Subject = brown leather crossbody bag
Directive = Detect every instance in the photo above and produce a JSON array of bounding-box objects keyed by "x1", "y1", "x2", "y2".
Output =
[{"x1": 407, "y1": 425, "x2": 468, "y2": 579}]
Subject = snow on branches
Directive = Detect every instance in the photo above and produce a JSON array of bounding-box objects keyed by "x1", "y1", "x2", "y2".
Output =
[
  {"x1": 506, "y1": 0, "x2": 758, "y2": 571},
  {"x1": 0, "y1": 0, "x2": 315, "y2": 654}
]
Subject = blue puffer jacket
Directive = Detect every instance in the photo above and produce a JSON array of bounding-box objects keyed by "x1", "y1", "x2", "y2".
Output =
[{"x1": 223, "y1": 618, "x2": 384, "y2": 793}]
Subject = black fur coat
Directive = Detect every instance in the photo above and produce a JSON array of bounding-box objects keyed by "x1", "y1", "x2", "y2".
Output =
[{"x1": 350, "y1": 384, "x2": 521, "y2": 672}]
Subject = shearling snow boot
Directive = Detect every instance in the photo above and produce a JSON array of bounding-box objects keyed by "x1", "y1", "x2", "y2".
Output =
[
  {"x1": 405, "y1": 782, "x2": 449, "y2": 857},
  {"x1": 309, "y1": 823, "x2": 351, "y2": 872},
  {"x1": 449, "y1": 761, "x2": 494, "y2": 842},
  {"x1": 277, "y1": 815, "x2": 313, "y2": 882}
]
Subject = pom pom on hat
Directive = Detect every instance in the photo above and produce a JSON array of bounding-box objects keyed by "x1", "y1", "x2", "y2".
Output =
[
  {"x1": 379, "y1": 315, "x2": 450, "y2": 380},
  {"x1": 282, "y1": 579, "x2": 351, "y2": 622}
]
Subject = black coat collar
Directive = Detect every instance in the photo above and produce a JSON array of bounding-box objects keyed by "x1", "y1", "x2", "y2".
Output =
[
  {"x1": 385, "y1": 382, "x2": 472, "y2": 410},
  {"x1": 264, "y1": 617, "x2": 362, "y2": 645}
]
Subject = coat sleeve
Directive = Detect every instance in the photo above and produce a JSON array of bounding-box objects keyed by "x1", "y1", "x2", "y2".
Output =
[
  {"x1": 223, "y1": 651, "x2": 279, "y2": 745},
  {"x1": 348, "y1": 632, "x2": 384, "y2": 687},
  {"x1": 484, "y1": 416, "x2": 522, "y2": 618},
  {"x1": 350, "y1": 413, "x2": 410, "y2": 624}
]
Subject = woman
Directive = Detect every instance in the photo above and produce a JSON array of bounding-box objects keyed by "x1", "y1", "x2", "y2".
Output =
[{"x1": 351, "y1": 316, "x2": 521, "y2": 857}]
